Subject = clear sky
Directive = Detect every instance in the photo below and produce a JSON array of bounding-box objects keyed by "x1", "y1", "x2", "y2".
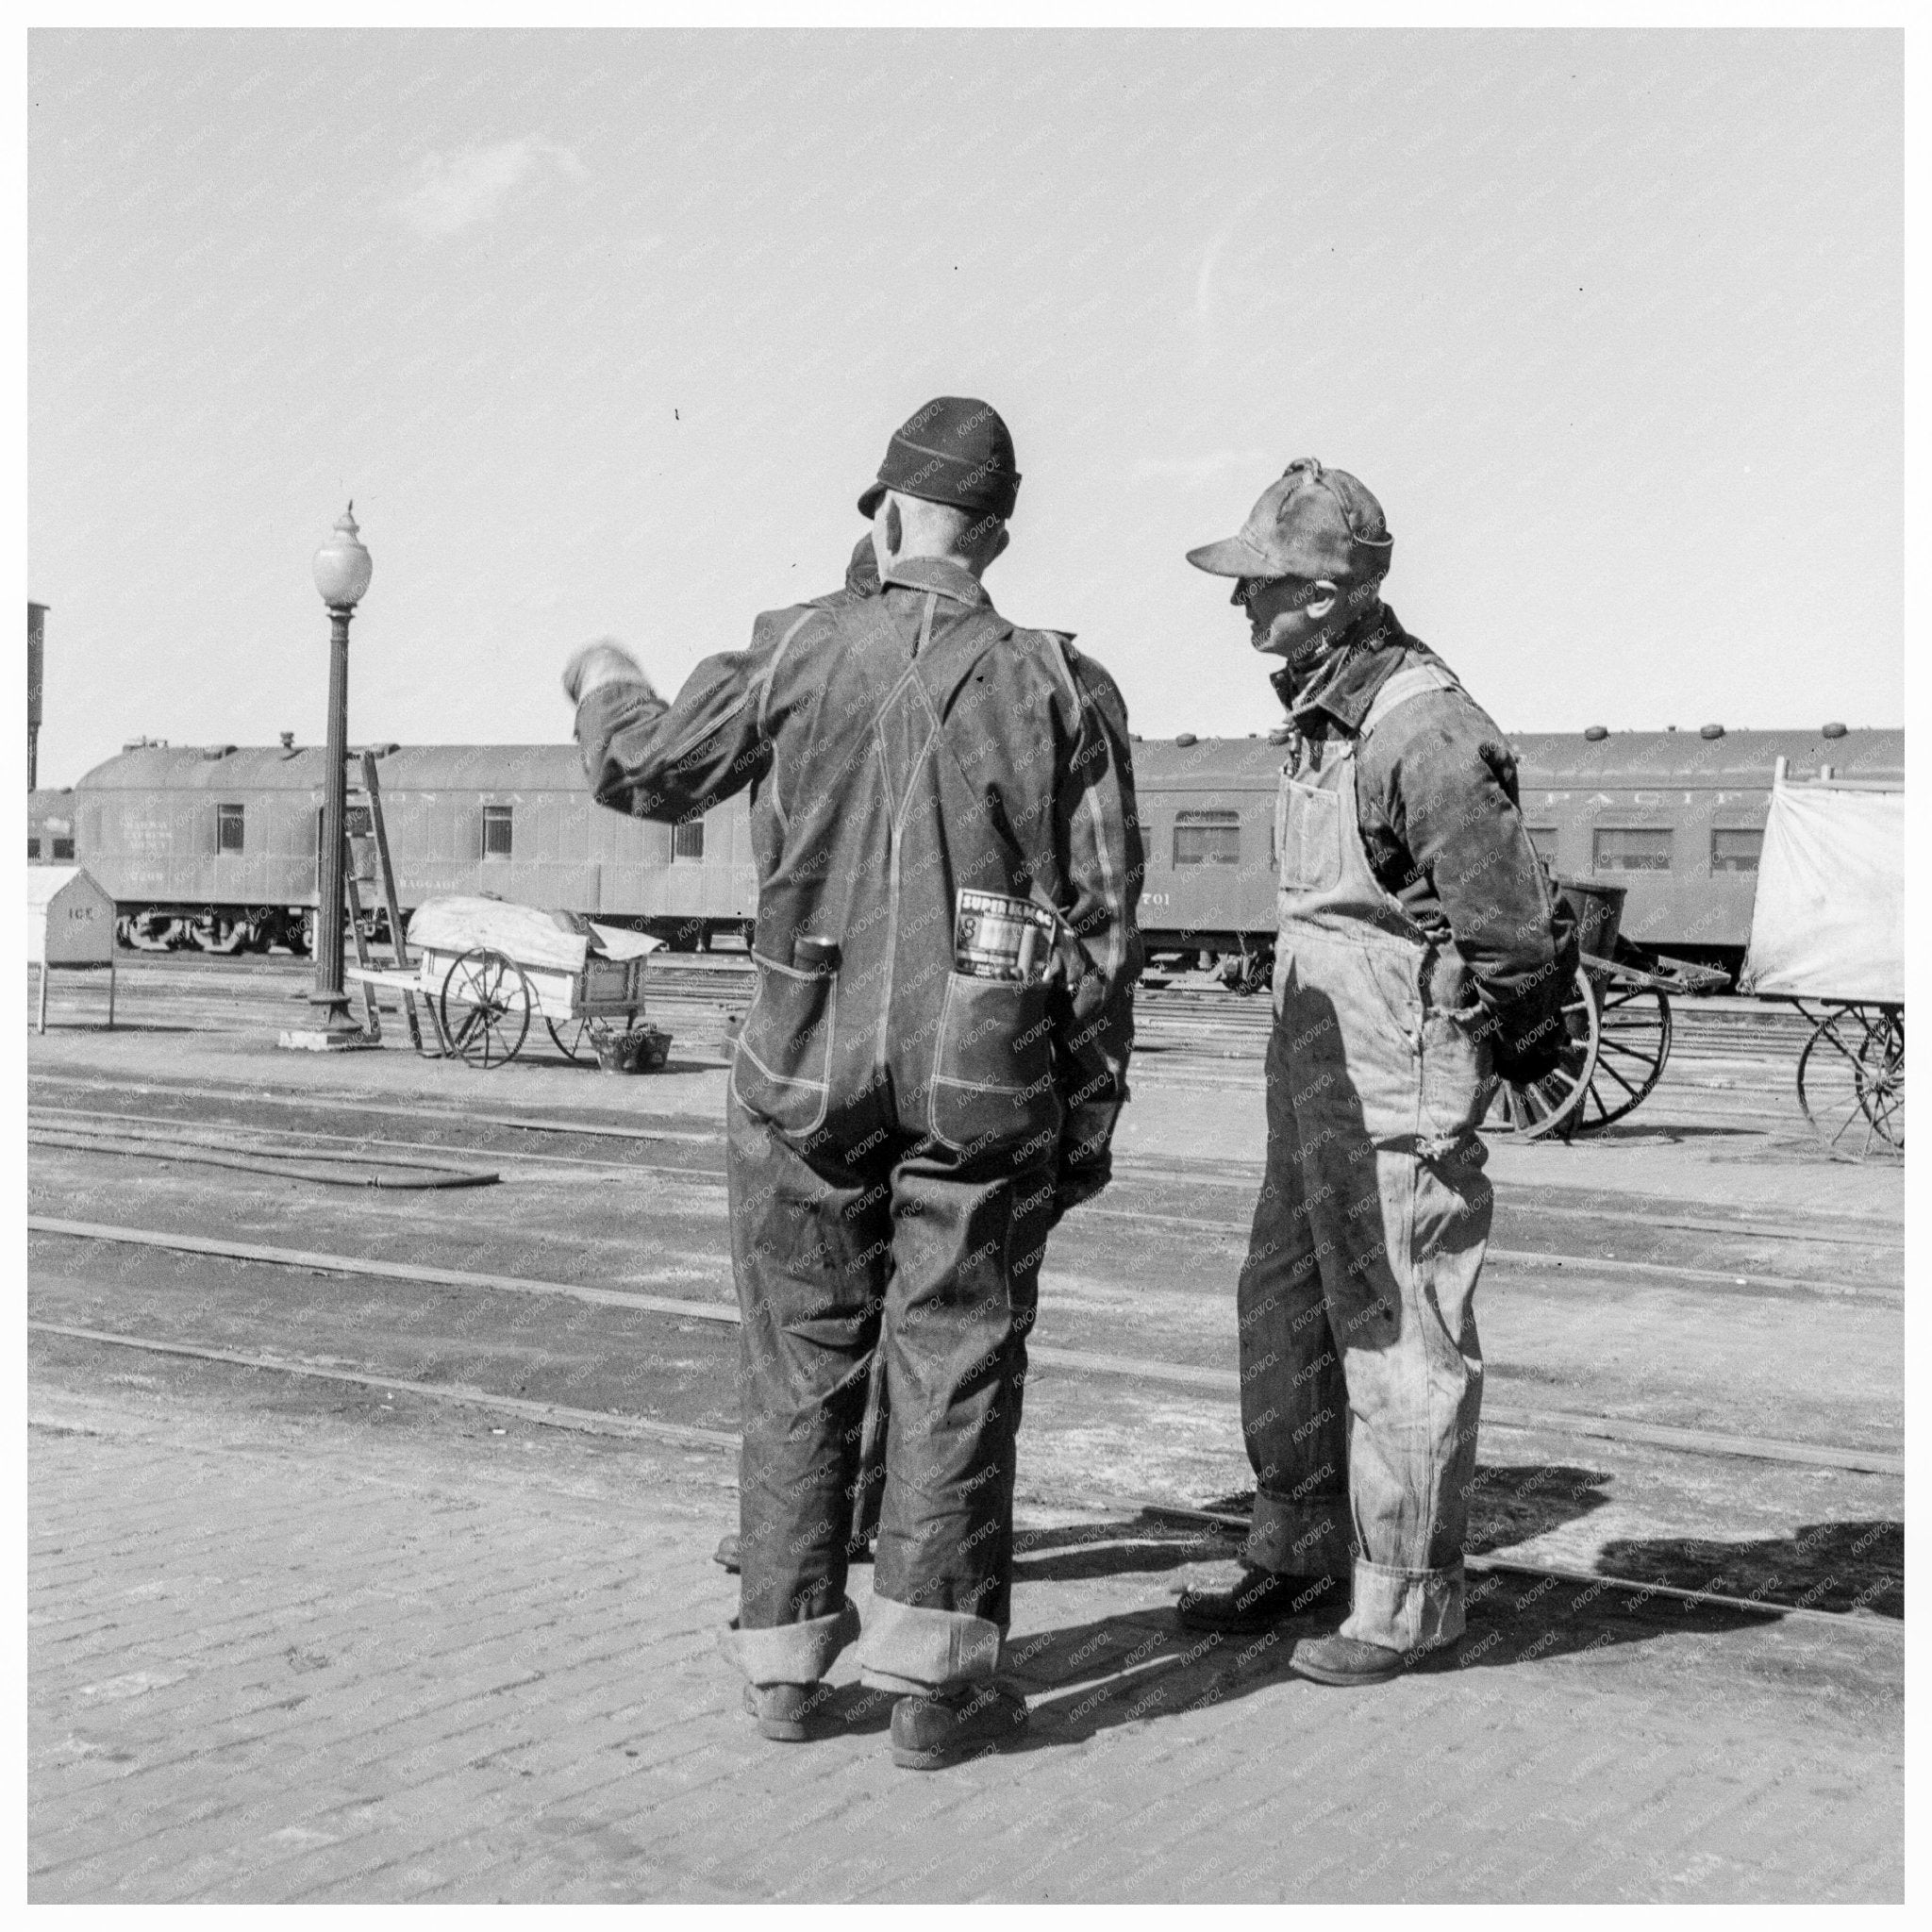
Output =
[{"x1": 27, "y1": 27, "x2": 1901, "y2": 788}]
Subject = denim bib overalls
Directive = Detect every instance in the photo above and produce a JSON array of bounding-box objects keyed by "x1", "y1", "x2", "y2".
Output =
[{"x1": 1240, "y1": 659, "x2": 1497, "y2": 1651}]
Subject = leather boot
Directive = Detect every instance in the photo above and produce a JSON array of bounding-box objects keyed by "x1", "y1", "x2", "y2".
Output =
[
  {"x1": 1291, "y1": 1631, "x2": 1452, "y2": 1686},
  {"x1": 890, "y1": 1681, "x2": 1029, "y2": 1770},
  {"x1": 741, "y1": 1680, "x2": 833, "y2": 1740}
]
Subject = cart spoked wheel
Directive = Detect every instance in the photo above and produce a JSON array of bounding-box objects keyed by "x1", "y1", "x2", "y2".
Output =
[
  {"x1": 438, "y1": 948, "x2": 534, "y2": 1069},
  {"x1": 546, "y1": 1016, "x2": 596, "y2": 1063},
  {"x1": 1799, "y1": 1004, "x2": 1905, "y2": 1159},
  {"x1": 1567, "y1": 982, "x2": 1672, "y2": 1134},
  {"x1": 1488, "y1": 964, "x2": 1602, "y2": 1141}
]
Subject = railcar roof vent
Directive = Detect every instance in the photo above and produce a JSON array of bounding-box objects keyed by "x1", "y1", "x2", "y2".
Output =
[
  {"x1": 1700, "y1": 724, "x2": 1724, "y2": 740},
  {"x1": 121, "y1": 735, "x2": 170, "y2": 752},
  {"x1": 1583, "y1": 724, "x2": 1608, "y2": 741},
  {"x1": 200, "y1": 744, "x2": 238, "y2": 759},
  {"x1": 1174, "y1": 732, "x2": 1198, "y2": 747},
  {"x1": 1822, "y1": 721, "x2": 1848, "y2": 739}
]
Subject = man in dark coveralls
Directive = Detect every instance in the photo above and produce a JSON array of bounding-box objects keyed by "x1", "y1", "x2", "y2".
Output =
[
  {"x1": 565, "y1": 399, "x2": 1142, "y2": 1767},
  {"x1": 1174, "y1": 458, "x2": 1576, "y2": 1685},
  {"x1": 710, "y1": 532, "x2": 887, "y2": 1580}
]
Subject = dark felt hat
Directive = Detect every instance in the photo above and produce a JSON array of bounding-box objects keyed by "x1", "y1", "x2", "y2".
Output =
[
  {"x1": 1187, "y1": 458, "x2": 1391, "y2": 584},
  {"x1": 858, "y1": 397, "x2": 1021, "y2": 521}
]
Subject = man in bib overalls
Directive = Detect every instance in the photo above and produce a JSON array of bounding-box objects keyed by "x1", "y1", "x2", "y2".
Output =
[{"x1": 1175, "y1": 459, "x2": 1576, "y2": 1685}]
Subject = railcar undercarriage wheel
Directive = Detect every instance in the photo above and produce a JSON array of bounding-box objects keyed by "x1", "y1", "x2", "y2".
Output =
[
  {"x1": 187, "y1": 913, "x2": 249, "y2": 955},
  {"x1": 1565, "y1": 982, "x2": 1671, "y2": 1134},
  {"x1": 546, "y1": 1016, "x2": 595, "y2": 1063},
  {"x1": 1487, "y1": 964, "x2": 1601, "y2": 1141},
  {"x1": 123, "y1": 909, "x2": 182, "y2": 952},
  {"x1": 1218, "y1": 942, "x2": 1274, "y2": 996},
  {"x1": 439, "y1": 948, "x2": 534, "y2": 1069},
  {"x1": 1798, "y1": 1004, "x2": 1905, "y2": 1159}
]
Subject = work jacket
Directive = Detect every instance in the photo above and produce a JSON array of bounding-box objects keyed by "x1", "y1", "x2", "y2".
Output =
[
  {"x1": 575, "y1": 555, "x2": 1143, "y2": 1179},
  {"x1": 1272, "y1": 603, "x2": 1577, "y2": 1068}
]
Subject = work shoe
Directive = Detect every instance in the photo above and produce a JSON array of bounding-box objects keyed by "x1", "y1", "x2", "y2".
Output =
[
  {"x1": 1174, "y1": 1566, "x2": 1346, "y2": 1633},
  {"x1": 1290, "y1": 1632, "x2": 1447, "y2": 1687},
  {"x1": 890, "y1": 1681, "x2": 1029, "y2": 1770},
  {"x1": 741, "y1": 1681, "x2": 827, "y2": 1741}
]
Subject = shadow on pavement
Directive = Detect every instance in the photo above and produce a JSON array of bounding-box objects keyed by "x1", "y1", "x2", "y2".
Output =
[
  {"x1": 1009, "y1": 1460, "x2": 1615, "y2": 1586},
  {"x1": 1595, "y1": 1519, "x2": 1902, "y2": 1619},
  {"x1": 982, "y1": 1488, "x2": 1903, "y2": 1753},
  {"x1": 987, "y1": 1559, "x2": 1789, "y2": 1757}
]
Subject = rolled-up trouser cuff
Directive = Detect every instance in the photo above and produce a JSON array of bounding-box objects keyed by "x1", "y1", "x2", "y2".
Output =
[
  {"x1": 1342, "y1": 1556, "x2": 1465, "y2": 1652},
  {"x1": 1246, "y1": 1488, "x2": 1354, "y2": 1577},
  {"x1": 855, "y1": 1594, "x2": 1003, "y2": 1693},
  {"x1": 719, "y1": 1599, "x2": 860, "y2": 1686}
]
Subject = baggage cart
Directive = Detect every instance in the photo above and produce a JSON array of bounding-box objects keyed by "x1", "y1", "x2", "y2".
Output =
[
  {"x1": 1738, "y1": 765, "x2": 1904, "y2": 1158},
  {"x1": 348, "y1": 894, "x2": 666, "y2": 1070}
]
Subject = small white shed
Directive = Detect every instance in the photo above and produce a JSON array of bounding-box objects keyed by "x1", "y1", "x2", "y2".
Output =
[{"x1": 28, "y1": 866, "x2": 118, "y2": 1031}]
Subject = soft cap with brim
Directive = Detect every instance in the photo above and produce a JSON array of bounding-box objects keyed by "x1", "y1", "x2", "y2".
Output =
[
  {"x1": 1186, "y1": 458, "x2": 1391, "y2": 583},
  {"x1": 858, "y1": 396, "x2": 1021, "y2": 521}
]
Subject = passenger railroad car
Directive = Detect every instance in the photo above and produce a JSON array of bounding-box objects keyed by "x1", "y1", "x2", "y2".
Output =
[{"x1": 59, "y1": 724, "x2": 1905, "y2": 984}]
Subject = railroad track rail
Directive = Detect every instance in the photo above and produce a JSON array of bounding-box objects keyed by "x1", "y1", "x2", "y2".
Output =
[
  {"x1": 25, "y1": 1212, "x2": 1904, "y2": 1477},
  {"x1": 27, "y1": 1314, "x2": 1901, "y2": 1640},
  {"x1": 28, "y1": 1050, "x2": 1903, "y2": 1643},
  {"x1": 26, "y1": 1073, "x2": 1905, "y2": 1298}
]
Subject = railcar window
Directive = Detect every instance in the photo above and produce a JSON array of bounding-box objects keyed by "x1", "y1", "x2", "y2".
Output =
[
  {"x1": 1525, "y1": 825, "x2": 1558, "y2": 862},
  {"x1": 216, "y1": 804, "x2": 244, "y2": 855},
  {"x1": 52, "y1": 837, "x2": 75, "y2": 861},
  {"x1": 27, "y1": 836, "x2": 40, "y2": 859},
  {"x1": 1592, "y1": 826, "x2": 1672, "y2": 873},
  {"x1": 673, "y1": 819, "x2": 705, "y2": 862},
  {"x1": 1710, "y1": 827, "x2": 1763, "y2": 874},
  {"x1": 482, "y1": 805, "x2": 513, "y2": 858},
  {"x1": 1174, "y1": 809, "x2": 1241, "y2": 867}
]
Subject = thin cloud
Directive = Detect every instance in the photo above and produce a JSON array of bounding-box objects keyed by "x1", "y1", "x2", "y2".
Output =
[{"x1": 394, "y1": 137, "x2": 588, "y2": 239}]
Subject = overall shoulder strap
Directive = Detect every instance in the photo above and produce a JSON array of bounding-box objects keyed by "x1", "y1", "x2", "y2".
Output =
[
  {"x1": 1359, "y1": 658, "x2": 1461, "y2": 737},
  {"x1": 756, "y1": 607, "x2": 831, "y2": 738}
]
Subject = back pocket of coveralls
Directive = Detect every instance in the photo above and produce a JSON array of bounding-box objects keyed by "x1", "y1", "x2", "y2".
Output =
[
  {"x1": 731, "y1": 951, "x2": 836, "y2": 1138},
  {"x1": 1275, "y1": 774, "x2": 1341, "y2": 892},
  {"x1": 928, "y1": 973, "x2": 1060, "y2": 1158}
]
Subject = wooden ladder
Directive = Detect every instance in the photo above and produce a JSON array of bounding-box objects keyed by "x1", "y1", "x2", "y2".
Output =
[{"x1": 341, "y1": 750, "x2": 435, "y2": 1052}]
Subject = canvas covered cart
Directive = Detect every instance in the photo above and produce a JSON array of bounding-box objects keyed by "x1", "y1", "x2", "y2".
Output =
[
  {"x1": 349, "y1": 894, "x2": 668, "y2": 1070},
  {"x1": 1739, "y1": 769, "x2": 1904, "y2": 1158}
]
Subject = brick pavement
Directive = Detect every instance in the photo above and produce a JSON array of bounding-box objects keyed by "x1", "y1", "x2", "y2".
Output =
[{"x1": 28, "y1": 1359, "x2": 1903, "y2": 1904}]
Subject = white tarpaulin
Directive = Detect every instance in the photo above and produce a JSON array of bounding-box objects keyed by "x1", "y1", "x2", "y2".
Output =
[
  {"x1": 1740, "y1": 785, "x2": 1904, "y2": 1002},
  {"x1": 408, "y1": 896, "x2": 663, "y2": 973}
]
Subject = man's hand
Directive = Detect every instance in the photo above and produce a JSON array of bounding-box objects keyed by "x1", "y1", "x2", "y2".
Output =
[
  {"x1": 1052, "y1": 1162, "x2": 1110, "y2": 1221},
  {"x1": 561, "y1": 639, "x2": 652, "y2": 707}
]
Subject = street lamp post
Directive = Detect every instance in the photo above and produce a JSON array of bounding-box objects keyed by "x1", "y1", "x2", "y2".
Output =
[{"x1": 307, "y1": 504, "x2": 374, "y2": 1039}]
